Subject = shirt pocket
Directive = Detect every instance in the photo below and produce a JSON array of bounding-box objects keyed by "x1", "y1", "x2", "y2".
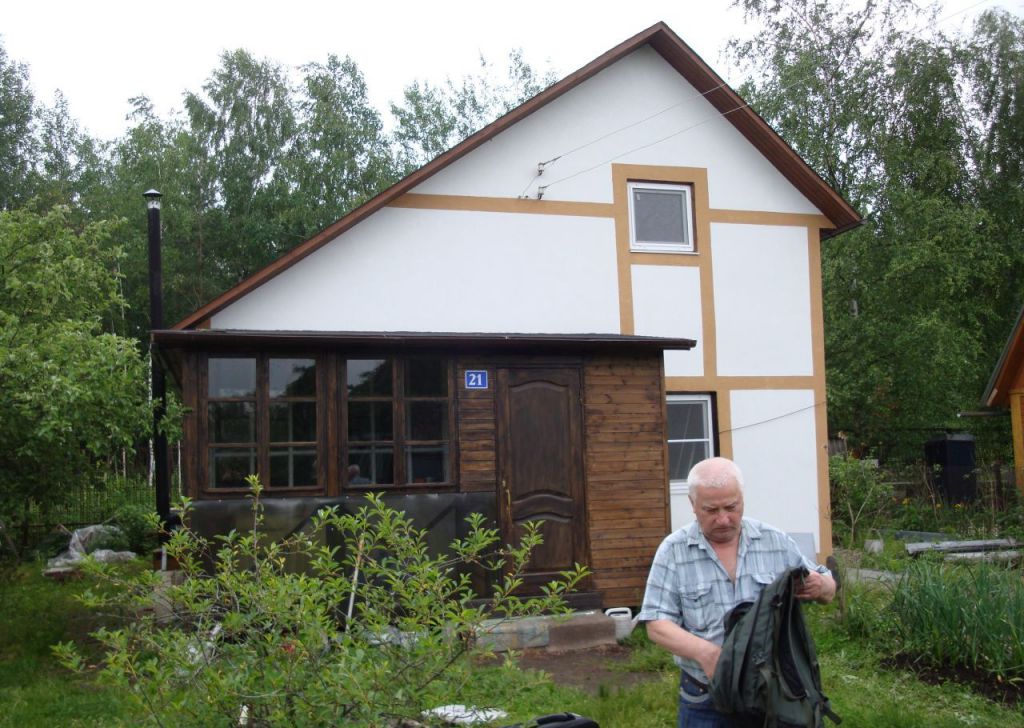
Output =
[{"x1": 680, "y1": 582, "x2": 714, "y2": 632}]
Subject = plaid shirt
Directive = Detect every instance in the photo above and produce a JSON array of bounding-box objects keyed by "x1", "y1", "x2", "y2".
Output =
[{"x1": 637, "y1": 517, "x2": 829, "y2": 683}]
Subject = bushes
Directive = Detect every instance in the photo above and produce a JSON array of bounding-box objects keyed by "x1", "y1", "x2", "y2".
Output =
[
  {"x1": 829, "y1": 455, "x2": 893, "y2": 548},
  {"x1": 56, "y1": 477, "x2": 587, "y2": 727}
]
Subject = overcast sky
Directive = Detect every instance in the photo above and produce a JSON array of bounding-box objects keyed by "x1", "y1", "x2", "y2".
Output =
[{"x1": 1, "y1": 0, "x2": 1017, "y2": 141}]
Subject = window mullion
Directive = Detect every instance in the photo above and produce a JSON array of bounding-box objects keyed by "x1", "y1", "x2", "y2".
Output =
[
  {"x1": 394, "y1": 359, "x2": 406, "y2": 485},
  {"x1": 257, "y1": 356, "x2": 270, "y2": 487}
]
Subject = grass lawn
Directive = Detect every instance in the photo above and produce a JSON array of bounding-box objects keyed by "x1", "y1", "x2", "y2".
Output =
[{"x1": 2, "y1": 563, "x2": 1022, "y2": 727}]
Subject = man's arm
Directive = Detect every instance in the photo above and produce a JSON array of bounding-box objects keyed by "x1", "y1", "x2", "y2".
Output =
[{"x1": 646, "y1": 619, "x2": 722, "y2": 679}]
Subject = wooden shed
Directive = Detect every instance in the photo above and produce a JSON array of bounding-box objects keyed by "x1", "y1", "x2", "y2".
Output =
[
  {"x1": 158, "y1": 331, "x2": 692, "y2": 607},
  {"x1": 983, "y1": 304, "x2": 1024, "y2": 493}
]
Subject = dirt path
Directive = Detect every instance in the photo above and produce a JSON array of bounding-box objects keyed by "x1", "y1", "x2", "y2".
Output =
[{"x1": 505, "y1": 645, "x2": 665, "y2": 695}]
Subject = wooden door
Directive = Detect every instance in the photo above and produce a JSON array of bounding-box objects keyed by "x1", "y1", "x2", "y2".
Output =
[{"x1": 496, "y1": 367, "x2": 588, "y2": 590}]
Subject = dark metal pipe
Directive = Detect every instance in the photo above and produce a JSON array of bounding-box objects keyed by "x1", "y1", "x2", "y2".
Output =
[{"x1": 145, "y1": 189, "x2": 170, "y2": 526}]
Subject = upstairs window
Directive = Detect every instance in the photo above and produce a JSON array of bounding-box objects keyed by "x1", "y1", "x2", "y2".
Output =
[{"x1": 628, "y1": 181, "x2": 695, "y2": 253}]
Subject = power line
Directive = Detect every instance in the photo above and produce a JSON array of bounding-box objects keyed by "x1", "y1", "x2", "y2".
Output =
[
  {"x1": 719, "y1": 400, "x2": 825, "y2": 435},
  {"x1": 527, "y1": 0, "x2": 1000, "y2": 198}
]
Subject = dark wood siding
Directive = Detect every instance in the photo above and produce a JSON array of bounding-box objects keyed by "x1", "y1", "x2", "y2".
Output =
[
  {"x1": 456, "y1": 362, "x2": 497, "y2": 493},
  {"x1": 583, "y1": 355, "x2": 669, "y2": 606}
]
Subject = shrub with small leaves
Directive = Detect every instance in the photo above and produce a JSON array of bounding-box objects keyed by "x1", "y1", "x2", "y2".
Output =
[{"x1": 55, "y1": 475, "x2": 588, "y2": 727}]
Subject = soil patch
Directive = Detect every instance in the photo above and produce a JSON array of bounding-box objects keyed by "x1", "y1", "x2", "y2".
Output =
[
  {"x1": 503, "y1": 645, "x2": 665, "y2": 695},
  {"x1": 885, "y1": 655, "x2": 1023, "y2": 706}
]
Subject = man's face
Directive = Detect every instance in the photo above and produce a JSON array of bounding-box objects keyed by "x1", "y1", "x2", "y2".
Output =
[{"x1": 692, "y1": 481, "x2": 744, "y2": 545}]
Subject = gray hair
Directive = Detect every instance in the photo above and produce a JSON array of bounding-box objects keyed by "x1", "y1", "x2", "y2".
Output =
[{"x1": 687, "y1": 457, "x2": 744, "y2": 503}]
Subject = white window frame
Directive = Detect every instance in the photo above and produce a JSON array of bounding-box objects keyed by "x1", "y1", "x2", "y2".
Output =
[
  {"x1": 667, "y1": 393, "x2": 715, "y2": 497},
  {"x1": 628, "y1": 181, "x2": 696, "y2": 254}
]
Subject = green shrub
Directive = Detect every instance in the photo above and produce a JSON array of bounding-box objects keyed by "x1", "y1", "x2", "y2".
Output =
[
  {"x1": 829, "y1": 455, "x2": 893, "y2": 548},
  {"x1": 111, "y1": 503, "x2": 160, "y2": 554},
  {"x1": 55, "y1": 476, "x2": 588, "y2": 727}
]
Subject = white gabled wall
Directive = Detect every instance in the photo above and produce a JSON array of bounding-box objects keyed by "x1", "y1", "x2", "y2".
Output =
[
  {"x1": 712, "y1": 223, "x2": 814, "y2": 376},
  {"x1": 730, "y1": 389, "x2": 822, "y2": 551},
  {"x1": 630, "y1": 264, "x2": 703, "y2": 377},
  {"x1": 416, "y1": 47, "x2": 822, "y2": 217},
  {"x1": 668, "y1": 389, "x2": 822, "y2": 550},
  {"x1": 211, "y1": 208, "x2": 620, "y2": 333}
]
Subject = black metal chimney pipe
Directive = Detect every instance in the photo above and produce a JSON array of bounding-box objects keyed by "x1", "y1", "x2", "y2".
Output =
[{"x1": 144, "y1": 189, "x2": 170, "y2": 526}]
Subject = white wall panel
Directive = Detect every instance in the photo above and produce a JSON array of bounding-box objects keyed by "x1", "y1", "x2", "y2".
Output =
[
  {"x1": 712, "y1": 224, "x2": 813, "y2": 376},
  {"x1": 630, "y1": 264, "x2": 702, "y2": 377},
  {"x1": 416, "y1": 47, "x2": 821, "y2": 215},
  {"x1": 211, "y1": 207, "x2": 620, "y2": 333},
  {"x1": 730, "y1": 389, "x2": 822, "y2": 552}
]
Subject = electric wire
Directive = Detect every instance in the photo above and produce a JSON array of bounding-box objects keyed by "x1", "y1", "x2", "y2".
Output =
[
  {"x1": 526, "y1": 0, "x2": 998, "y2": 198},
  {"x1": 718, "y1": 400, "x2": 825, "y2": 435}
]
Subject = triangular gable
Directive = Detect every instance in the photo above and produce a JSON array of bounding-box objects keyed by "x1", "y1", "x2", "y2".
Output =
[
  {"x1": 174, "y1": 21, "x2": 861, "y2": 330},
  {"x1": 984, "y1": 304, "x2": 1024, "y2": 407}
]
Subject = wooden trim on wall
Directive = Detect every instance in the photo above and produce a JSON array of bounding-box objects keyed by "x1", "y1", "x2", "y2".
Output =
[
  {"x1": 708, "y1": 209, "x2": 832, "y2": 229},
  {"x1": 807, "y1": 227, "x2": 832, "y2": 558},
  {"x1": 1011, "y1": 391, "x2": 1024, "y2": 496},
  {"x1": 612, "y1": 164, "x2": 715, "y2": 352},
  {"x1": 717, "y1": 389, "x2": 734, "y2": 460},
  {"x1": 390, "y1": 193, "x2": 615, "y2": 218},
  {"x1": 666, "y1": 375, "x2": 817, "y2": 390}
]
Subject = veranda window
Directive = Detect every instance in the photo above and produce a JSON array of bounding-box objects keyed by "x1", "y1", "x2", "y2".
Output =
[
  {"x1": 344, "y1": 358, "x2": 451, "y2": 488},
  {"x1": 207, "y1": 356, "x2": 319, "y2": 490}
]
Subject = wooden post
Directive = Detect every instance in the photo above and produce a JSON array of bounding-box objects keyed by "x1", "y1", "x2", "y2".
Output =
[{"x1": 1011, "y1": 391, "x2": 1024, "y2": 497}]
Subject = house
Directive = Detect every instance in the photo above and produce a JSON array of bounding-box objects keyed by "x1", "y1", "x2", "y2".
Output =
[
  {"x1": 155, "y1": 22, "x2": 860, "y2": 608},
  {"x1": 982, "y1": 304, "x2": 1024, "y2": 492}
]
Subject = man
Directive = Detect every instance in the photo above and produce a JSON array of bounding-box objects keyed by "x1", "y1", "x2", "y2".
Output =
[{"x1": 637, "y1": 457, "x2": 836, "y2": 727}]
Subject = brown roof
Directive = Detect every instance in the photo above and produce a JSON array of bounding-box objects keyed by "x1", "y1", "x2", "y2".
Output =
[
  {"x1": 173, "y1": 21, "x2": 861, "y2": 330},
  {"x1": 984, "y1": 304, "x2": 1024, "y2": 407}
]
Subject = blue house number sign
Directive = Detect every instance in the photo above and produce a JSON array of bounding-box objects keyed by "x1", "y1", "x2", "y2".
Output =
[{"x1": 464, "y1": 370, "x2": 488, "y2": 389}]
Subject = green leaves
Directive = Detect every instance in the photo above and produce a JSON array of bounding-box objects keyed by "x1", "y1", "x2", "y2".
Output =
[
  {"x1": 732, "y1": 0, "x2": 1024, "y2": 455},
  {"x1": 0, "y1": 207, "x2": 151, "y2": 538},
  {"x1": 65, "y1": 484, "x2": 588, "y2": 726}
]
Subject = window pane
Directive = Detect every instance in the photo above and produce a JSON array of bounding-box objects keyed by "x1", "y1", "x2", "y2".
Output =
[
  {"x1": 270, "y1": 401, "x2": 317, "y2": 442},
  {"x1": 406, "y1": 359, "x2": 447, "y2": 397},
  {"x1": 667, "y1": 401, "x2": 709, "y2": 441},
  {"x1": 348, "y1": 448, "x2": 394, "y2": 485},
  {"x1": 634, "y1": 188, "x2": 688, "y2": 244},
  {"x1": 347, "y1": 359, "x2": 392, "y2": 396},
  {"x1": 408, "y1": 445, "x2": 449, "y2": 484},
  {"x1": 208, "y1": 402, "x2": 255, "y2": 443},
  {"x1": 209, "y1": 448, "x2": 256, "y2": 488},
  {"x1": 208, "y1": 358, "x2": 256, "y2": 398},
  {"x1": 348, "y1": 401, "x2": 393, "y2": 442},
  {"x1": 407, "y1": 401, "x2": 448, "y2": 440},
  {"x1": 270, "y1": 447, "x2": 317, "y2": 487},
  {"x1": 668, "y1": 441, "x2": 710, "y2": 482},
  {"x1": 269, "y1": 358, "x2": 316, "y2": 397}
]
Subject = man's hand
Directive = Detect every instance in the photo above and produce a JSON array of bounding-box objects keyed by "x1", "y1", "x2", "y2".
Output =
[{"x1": 794, "y1": 570, "x2": 836, "y2": 604}]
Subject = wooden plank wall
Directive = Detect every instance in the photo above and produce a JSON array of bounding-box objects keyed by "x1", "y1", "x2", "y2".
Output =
[
  {"x1": 456, "y1": 362, "x2": 498, "y2": 492},
  {"x1": 583, "y1": 354, "x2": 669, "y2": 607}
]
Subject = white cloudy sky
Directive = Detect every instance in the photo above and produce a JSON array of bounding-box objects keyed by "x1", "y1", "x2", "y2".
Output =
[{"x1": 1, "y1": 0, "x2": 1016, "y2": 141}]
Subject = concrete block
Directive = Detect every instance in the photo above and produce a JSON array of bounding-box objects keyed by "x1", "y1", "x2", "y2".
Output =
[
  {"x1": 476, "y1": 615, "x2": 550, "y2": 652},
  {"x1": 547, "y1": 612, "x2": 617, "y2": 651}
]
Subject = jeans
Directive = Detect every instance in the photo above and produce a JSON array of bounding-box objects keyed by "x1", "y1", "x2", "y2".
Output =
[{"x1": 678, "y1": 671, "x2": 737, "y2": 728}]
